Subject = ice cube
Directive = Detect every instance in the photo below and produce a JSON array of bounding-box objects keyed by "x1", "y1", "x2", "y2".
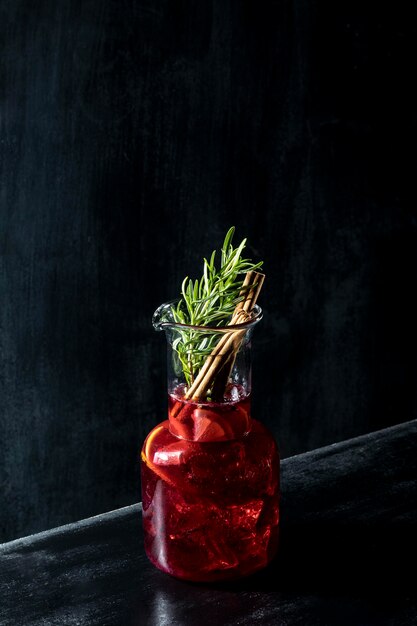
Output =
[
  {"x1": 153, "y1": 441, "x2": 189, "y2": 466},
  {"x1": 229, "y1": 385, "x2": 240, "y2": 402},
  {"x1": 227, "y1": 499, "x2": 264, "y2": 536}
]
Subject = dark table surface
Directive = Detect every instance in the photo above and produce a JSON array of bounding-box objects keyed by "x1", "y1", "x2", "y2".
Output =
[{"x1": 1, "y1": 421, "x2": 417, "y2": 626}]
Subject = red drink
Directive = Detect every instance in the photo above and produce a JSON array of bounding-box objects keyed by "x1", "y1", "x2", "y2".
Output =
[{"x1": 141, "y1": 385, "x2": 280, "y2": 582}]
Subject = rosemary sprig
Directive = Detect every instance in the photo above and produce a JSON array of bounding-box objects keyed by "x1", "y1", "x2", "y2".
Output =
[{"x1": 171, "y1": 227, "x2": 263, "y2": 386}]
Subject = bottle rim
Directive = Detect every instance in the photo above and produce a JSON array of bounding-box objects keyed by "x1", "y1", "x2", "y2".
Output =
[{"x1": 153, "y1": 300, "x2": 263, "y2": 332}]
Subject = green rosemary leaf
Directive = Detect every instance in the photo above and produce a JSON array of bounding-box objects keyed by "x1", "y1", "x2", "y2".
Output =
[
  {"x1": 221, "y1": 226, "x2": 235, "y2": 265},
  {"x1": 209, "y1": 250, "x2": 216, "y2": 273}
]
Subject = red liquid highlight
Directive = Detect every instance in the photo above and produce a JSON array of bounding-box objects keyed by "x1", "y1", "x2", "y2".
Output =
[{"x1": 141, "y1": 386, "x2": 279, "y2": 582}]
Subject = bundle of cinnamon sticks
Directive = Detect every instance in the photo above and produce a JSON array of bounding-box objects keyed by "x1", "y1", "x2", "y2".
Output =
[{"x1": 184, "y1": 270, "x2": 265, "y2": 402}]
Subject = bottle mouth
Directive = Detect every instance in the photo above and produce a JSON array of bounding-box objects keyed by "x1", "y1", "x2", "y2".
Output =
[{"x1": 153, "y1": 300, "x2": 263, "y2": 332}]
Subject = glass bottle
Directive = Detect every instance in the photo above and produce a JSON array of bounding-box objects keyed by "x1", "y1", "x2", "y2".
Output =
[{"x1": 141, "y1": 302, "x2": 280, "y2": 582}]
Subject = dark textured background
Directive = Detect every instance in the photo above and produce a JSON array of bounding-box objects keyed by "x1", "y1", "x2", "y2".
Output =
[{"x1": 1, "y1": 0, "x2": 416, "y2": 543}]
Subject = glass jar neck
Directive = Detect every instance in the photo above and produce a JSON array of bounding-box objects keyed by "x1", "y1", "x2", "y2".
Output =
[
  {"x1": 167, "y1": 388, "x2": 252, "y2": 442},
  {"x1": 153, "y1": 300, "x2": 262, "y2": 443}
]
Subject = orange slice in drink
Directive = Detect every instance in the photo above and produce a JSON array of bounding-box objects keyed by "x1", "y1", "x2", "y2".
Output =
[{"x1": 141, "y1": 426, "x2": 177, "y2": 488}]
